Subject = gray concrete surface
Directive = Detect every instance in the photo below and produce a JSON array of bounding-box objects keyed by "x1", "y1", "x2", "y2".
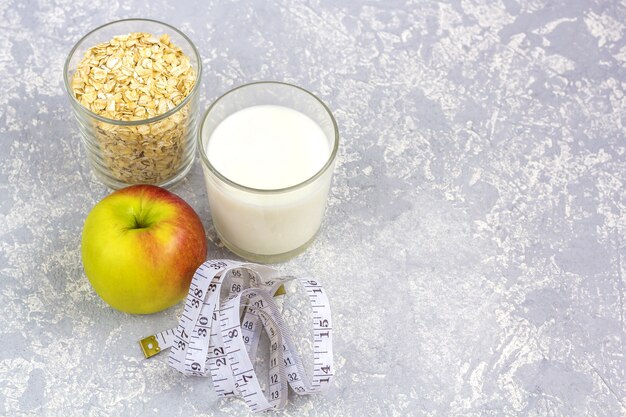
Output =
[{"x1": 1, "y1": 0, "x2": 625, "y2": 416}]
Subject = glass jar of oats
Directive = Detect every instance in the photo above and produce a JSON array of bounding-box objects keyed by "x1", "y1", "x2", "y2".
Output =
[{"x1": 63, "y1": 19, "x2": 201, "y2": 189}]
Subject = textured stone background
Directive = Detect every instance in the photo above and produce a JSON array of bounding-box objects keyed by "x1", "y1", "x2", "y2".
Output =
[{"x1": 1, "y1": 0, "x2": 625, "y2": 416}]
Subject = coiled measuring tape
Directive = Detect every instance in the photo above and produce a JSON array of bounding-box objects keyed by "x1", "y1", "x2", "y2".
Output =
[{"x1": 139, "y1": 259, "x2": 334, "y2": 412}]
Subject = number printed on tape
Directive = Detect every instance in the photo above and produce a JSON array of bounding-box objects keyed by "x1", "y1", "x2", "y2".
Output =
[{"x1": 139, "y1": 260, "x2": 334, "y2": 412}]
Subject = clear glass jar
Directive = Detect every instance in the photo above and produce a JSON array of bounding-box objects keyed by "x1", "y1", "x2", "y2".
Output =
[
  {"x1": 198, "y1": 82, "x2": 339, "y2": 263},
  {"x1": 63, "y1": 19, "x2": 201, "y2": 189}
]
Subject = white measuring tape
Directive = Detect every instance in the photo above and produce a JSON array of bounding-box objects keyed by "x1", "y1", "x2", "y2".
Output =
[{"x1": 139, "y1": 259, "x2": 334, "y2": 412}]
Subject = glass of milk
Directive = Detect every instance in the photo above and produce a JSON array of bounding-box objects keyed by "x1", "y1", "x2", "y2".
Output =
[{"x1": 198, "y1": 82, "x2": 339, "y2": 262}]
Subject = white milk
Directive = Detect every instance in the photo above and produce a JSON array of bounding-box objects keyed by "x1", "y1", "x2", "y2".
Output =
[
  {"x1": 203, "y1": 105, "x2": 334, "y2": 257},
  {"x1": 207, "y1": 105, "x2": 329, "y2": 190}
]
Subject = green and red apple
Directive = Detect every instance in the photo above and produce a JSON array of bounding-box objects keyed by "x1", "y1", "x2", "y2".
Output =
[{"x1": 81, "y1": 185, "x2": 207, "y2": 314}]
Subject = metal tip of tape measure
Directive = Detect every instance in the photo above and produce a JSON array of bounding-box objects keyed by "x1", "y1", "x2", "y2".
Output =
[
  {"x1": 139, "y1": 335, "x2": 161, "y2": 359},
  {"x1": 274, "y1": 284, "x2": 286, "y2": 296}
]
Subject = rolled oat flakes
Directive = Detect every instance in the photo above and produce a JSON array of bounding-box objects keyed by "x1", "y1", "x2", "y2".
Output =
[{"x1": 71, "y1": 32, "x2": 196, "y2": 183}]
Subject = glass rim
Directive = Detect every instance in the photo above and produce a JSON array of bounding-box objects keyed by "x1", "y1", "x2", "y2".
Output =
[
  {"x1": 62, "y1": 18, "x2": 202, "y2": 126},
  {"x1": 198, "y1": 81, "x2": 340, "y2": 195}
]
